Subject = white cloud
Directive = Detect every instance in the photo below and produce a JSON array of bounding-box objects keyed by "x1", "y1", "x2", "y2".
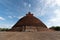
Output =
[
  {"x1": 32, "y1": 8, "x2": 46, "y2": 17},
  {"x1": 35, "y1": 0, "x2": 60, "y2": 28},
  {"x1": 54, "y1": 9, "x2": 60, "y2": 17},
  {"x1": 17, "y1": 16, "x2": 23, "y2": 19},
  {"x1": 0, "y1": 24, "x2": 12, "y2": 28},
  {"x1": 8, "y1": 16, "x2": 13, "y2": 19},
  {"x1": 8, "y1": 16, "x2": 16, "y2": 19},
  {"x1": 45, "y1": 0, "x2": 54, "y2": 5},
  {"x1": 50, "y1": 9, "x2": 60, "y2": 23},
  {"x1": 24, "y1": 2, "x2": 27, "y2": 7},
  {"x1": 24, "y1": 2, "x2": 31, "y2": 8},
  {"x1": 8, "y1": 16, "x2": 24, "y2": 19},
  {"x1": 55, "y1": 0, "x2": 60, "y2": 6},
  {"x1": 28, "y1": 4, "x2": 31, "y2": 8},
  {"x1": 0, "y1": 17, "x2": 5, "y2": 20},
  {"x1": 45, "y1": 0, "x2": 60, "y2": 7},
  {"x1": 47, "y1": 9, "x2": 60, "y2": 28}
]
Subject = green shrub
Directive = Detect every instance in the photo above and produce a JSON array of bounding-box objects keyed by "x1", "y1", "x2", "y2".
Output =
[
  {"x1": 0, "y1": 28, "x2": 10, "y2": 31},
  {"x1": 50, "y1": 26, "x2": 60, "y2": 31}
]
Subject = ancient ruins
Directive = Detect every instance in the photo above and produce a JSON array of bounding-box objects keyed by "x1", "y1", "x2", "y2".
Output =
[{"x1": 11, "y1": 12, "x2": 48, "y2": 32}]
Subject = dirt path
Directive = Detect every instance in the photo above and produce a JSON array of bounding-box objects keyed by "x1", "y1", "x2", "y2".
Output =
[{"x1": 0, "y1": 31, "x2": 60, "y2": 40}]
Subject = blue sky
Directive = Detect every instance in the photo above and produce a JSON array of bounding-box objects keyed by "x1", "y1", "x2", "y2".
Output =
[{"x1": 0, "y1": 0, "x2": 60, "y2": 28}]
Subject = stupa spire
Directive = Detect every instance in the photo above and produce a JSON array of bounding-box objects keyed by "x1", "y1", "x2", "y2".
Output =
[{"x1": 26, "y1": 12, "x2": 33, "y2": 16}]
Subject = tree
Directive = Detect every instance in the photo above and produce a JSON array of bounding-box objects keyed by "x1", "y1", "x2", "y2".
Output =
[
  {"x1": 0, "y1": 28, "x2": 10, "y2": 31},
  {"x1": 50, "y1": 26, "x2": 60, "y2": 31}
]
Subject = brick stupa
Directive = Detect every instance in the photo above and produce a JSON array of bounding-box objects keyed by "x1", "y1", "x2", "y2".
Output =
[{"x1": 11, "y1": 12, "x2": 48, "y2": 32}]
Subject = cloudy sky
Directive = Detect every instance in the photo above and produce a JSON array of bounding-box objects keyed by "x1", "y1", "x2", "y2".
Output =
[{"x1": 0, "y1": 0, "x2": 60, "y2": 28}]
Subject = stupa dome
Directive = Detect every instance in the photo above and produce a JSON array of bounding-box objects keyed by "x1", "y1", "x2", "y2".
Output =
[{"x1": 11, "y1": 12, "x2": 48, "y2": 32}]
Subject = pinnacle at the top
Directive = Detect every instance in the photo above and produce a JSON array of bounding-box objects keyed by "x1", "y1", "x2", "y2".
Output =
[{"x1": 26, "y1": 12, "x2": 33, "y2": 16}]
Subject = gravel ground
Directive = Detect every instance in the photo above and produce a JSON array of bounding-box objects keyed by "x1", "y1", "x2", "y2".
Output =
[{"x1": 0, "y1": 31, "x2": 60, "y2": 40}]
